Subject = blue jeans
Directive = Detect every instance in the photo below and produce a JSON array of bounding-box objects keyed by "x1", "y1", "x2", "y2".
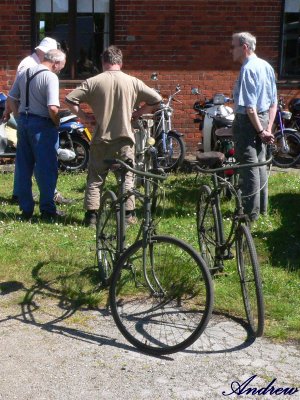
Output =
[{"x1": 16, "y1": 114, "x2": 58, "y2": 215}]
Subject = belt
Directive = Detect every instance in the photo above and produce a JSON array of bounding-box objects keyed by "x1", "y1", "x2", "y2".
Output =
[
  {"x1": 235, "y1": 110, "x2": 269, "y2": 117},
  {"x1": 19, "y1": 112, "x2": 52, "y2": 121}
]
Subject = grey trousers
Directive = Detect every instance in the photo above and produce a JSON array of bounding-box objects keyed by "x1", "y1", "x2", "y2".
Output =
[
  {"x1": 84, "y1": 141, "x2": 135, "y2": 211},
  {"x1": 232, "y1": 113, "x2": 269, "y2": 221}
]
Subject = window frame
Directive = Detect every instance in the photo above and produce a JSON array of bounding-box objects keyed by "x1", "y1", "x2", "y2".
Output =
[
  {"x1": 31, "y1": 0, "x2": 114, "y2": 81},
  {"x1": 279, "y1": 0, "x2": 300, "y2": 80}
]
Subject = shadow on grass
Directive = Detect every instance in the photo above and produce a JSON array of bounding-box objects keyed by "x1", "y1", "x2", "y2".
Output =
[
  {"x1": 137, "y1": 174, "x2": 208, "y2": 218},
  {"x1": 255, "y1": 192, "x2": 300, "y2": 270},
  {"x1": 0, "y1": 209, "x2": 86, "y2": 227},
  {"x1": 0, "y1": 258, "x2": 257, "y2": 357}
]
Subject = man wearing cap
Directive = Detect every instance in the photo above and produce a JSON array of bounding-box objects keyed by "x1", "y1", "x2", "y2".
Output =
[
  {"x1": 3, "y1": 37, "x2": 58, "y2": 122},
  {"x1": 8, "y1": 49, "x2": 66, "y2": 221},
  {"x1": 3, "y1": 37, "x2": 70, "y2": 206}
]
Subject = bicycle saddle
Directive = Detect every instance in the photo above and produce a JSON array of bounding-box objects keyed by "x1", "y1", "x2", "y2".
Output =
[{"x1": 196, "y1": 151, "x2": 225, "y2": 168}]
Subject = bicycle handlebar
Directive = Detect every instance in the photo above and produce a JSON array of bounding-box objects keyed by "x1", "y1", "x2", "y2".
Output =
[
  {"x1": 195, "y1": 155, "x2": 273, "y2": 174},
  {"x1": 104, "y1": 158, "x2": 167, "y2": 181}
]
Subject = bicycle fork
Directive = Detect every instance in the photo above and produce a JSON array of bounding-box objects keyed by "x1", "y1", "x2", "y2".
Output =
[{"x1": 141, "y1": 178, "x2": 165, "y2": 296}]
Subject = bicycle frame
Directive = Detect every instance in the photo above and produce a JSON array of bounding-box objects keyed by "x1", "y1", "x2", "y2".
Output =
[
  {"x1": 99, "y1": 155, "x2": 166, "y2": 284},
  {"x1": 209, "y1": 172, "x2": 247, "y2": 264},
  {"x1": 152, "y1": 87, "x2": 181, "y2": 154},
  {"x1": 196, "y1": 156, "x2": 272, "y2": 270},
  {"x1": 274, "y1": 99, "x2": 292, "y2": 154}
]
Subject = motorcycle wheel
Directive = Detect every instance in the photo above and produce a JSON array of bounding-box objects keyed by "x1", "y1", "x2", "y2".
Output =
[
  {"x1": 59, "y1": 134, "x2": 90, "y2": 172},
  {"x1": 155, "y1": 131, "x2": 186, "y2": 172},
  {"x1": 272, "y1": 129, "x2": 300, "y2": 168}
]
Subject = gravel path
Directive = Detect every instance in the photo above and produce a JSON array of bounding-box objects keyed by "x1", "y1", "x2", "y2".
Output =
[{"x1": 0, "y1": 291, "x2": 299, "y2": 400}]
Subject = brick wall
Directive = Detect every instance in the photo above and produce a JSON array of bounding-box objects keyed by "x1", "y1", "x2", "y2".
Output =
[
  {"x1": 1, "y1": 0, "x2": 299, "y2": 154},
  {"x1": 0, "y1": 0, "x2": 32, "y2": 90},
  {"x1": 114, "y1": 0, "x2": 285, "y2": 153}
]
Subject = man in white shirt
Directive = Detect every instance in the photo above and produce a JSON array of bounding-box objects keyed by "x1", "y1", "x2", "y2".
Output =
[{"x1": 3, "y1": 37, "x2": 71, "y2": 205}]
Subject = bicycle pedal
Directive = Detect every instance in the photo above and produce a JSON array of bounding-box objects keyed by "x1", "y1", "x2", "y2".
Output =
[
  {"x1": 210, "y1": 264, "x2": 225, "y2": 276},
  {"x1": 213, "y1": 270, "x2": 228, "y2": 278}
]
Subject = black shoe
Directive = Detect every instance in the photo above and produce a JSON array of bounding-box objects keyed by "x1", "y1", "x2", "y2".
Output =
[
  {"x1": 19, "y1": 211, "x2": 33, "y2": 221},
  {"x1": 41, "y1": 209, "x2": 66, "y2": 222},
  {"x1": 54, "y1": 192, "x2": 74, "y2": 205},
  {"x1": 11, "y1": 195, "x2": 19, "y2": 204},
  {"x1": 84, "y1": 210, "x2": 97, "y2": 227}
]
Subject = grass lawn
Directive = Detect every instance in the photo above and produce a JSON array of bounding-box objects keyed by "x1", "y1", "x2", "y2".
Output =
[{"x1": 0, "y1": 167, "x2": 299, "y2": 342}]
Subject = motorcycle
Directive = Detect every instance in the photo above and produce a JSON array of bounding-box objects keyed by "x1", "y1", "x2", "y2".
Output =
[
  {"x1": 192, "y1": 89, "x2": 236, "y2": 199},
  {"x1": 192, "y1": 88, "x2": 235, "y2": 173},
  {"x1": 0, "y1": 92, "x2": 91, "y2": 172},
  {"x1": 271, "y1": 97, "x2": 300, "y2": 168},
  {"x1": 192, "y1": 88, "x2": 235, "y2": 153}
]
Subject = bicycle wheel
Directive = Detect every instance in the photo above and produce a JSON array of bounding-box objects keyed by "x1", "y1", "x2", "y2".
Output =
[
  {"x1": 272, "y1": 129, "x2": 300, "y2": 168},
  {"x1": 156, "y1": 131, "x2": 186, "y2": 172},
  {"x1": 196, "y1": 185, "x2": 221, "y2": 273},
  {"x1": 235, "y1": 223, "x2": 264, "y2": 337},
  {"x1": 110, "y1": 235, "x2": 214, "y2": 355},
  {"x1": 96, "y1": 190, "x2": 120, "y2": 286}
]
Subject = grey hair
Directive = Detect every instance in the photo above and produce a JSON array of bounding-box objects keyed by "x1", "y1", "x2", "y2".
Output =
[
  {"x1": 101, "y1": 45, "x2": 123, "y2": 65},
  {"x1": 232, "y1": 32, "x2": 256, "y2": 52},
  {"x1": 44, "y1": 49, "x2": 66, "y2": 63}
]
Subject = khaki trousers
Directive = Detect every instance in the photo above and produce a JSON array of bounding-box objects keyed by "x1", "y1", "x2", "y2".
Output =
[{"x1": 84, "y1": 141, "x2": 135, "y2": 211}]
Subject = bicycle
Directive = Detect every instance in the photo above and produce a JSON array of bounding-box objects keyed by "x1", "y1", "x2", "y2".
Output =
[
  {"x1": 149, "y1": 72, "x2": 186, "y2": 172},
  {"x1": 195, "y1": 151, "x2": 272, "y2": 338},
  {"x1": 97, "y1": 157, "x2": 214, "y2": 355}
]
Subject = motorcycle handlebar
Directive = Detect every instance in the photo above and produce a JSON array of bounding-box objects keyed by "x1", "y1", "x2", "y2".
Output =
[{"x1": 104, "y1": 158, "x2": 167, "y2": 181}]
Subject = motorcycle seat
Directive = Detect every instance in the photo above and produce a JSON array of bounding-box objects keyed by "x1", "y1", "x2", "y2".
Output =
[
  {"x1": 196, "y1": 151, "x2": 225, "y2": 168},
  {"x1": 215, "y1": 127, "x2": 233, "y2": 138}
]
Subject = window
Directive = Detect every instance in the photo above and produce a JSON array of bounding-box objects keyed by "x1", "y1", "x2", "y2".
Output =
[
  {"x1": 280, "y1": 0, "x2": 300, "y2": 78},
  {"x1": 35, "y1": 0, "x2": 110, "y2": 79}
]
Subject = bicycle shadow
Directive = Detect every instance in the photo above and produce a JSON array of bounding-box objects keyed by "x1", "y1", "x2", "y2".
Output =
[
  {"x1": 0, "y1": 261, "x2": 164, "y2": 357},
  {"x1": 0, "y1": 260, "x2": 257, "y2": 360},
  {"x1": 255, "y1": 192, "x2": 300, "y2": 270}
]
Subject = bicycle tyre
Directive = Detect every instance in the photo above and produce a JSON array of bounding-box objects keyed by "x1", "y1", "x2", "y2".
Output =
[
  {"x1": 196, "y1": 185, "x2": 222, "y2": 273},
  {"x1": 156, "y1": 131, "x2": 186, "y2": 172},
  {"x1": 109, "y1": 235, "x2": 214, "y2": 355},
  {"x1": 96, "y1": 190, "x2": 120, "y2": 286},
  {"x1": 272, "y1": 129, "x2": 300, "y2": 168},
  {"x1": 235, "y1": 223, "x2": 264, "y2": 337}
]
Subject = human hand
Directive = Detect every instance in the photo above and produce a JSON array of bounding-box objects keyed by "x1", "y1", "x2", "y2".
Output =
[
  {"x1": 131, "y1": 108, "x2": 142, "y2": 121},
  {"x1": 1, "y1": 110, "x2": 10, "y2": 123},
  {"x1": 259, "y1": 130, "x2": 274, "y2": 144}
]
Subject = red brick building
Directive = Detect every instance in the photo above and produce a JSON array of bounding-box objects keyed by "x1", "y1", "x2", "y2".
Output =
[{"x1": 0, "y1": 0, "x2": 299, "y2": 153}]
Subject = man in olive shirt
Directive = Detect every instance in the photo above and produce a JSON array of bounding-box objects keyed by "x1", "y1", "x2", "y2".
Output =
[{"x1": 65, "y1": 45, "x2": 162, "y2": 227}]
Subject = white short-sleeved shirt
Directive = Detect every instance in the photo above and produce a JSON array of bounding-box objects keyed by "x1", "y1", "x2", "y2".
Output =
[{"x1": 17, "y1": 52, "x2": 40, "y2": 77}]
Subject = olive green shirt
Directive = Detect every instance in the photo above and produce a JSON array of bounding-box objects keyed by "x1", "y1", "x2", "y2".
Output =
[{"x1": 65, "y1": 70, "x2": 162, "y2": 144}]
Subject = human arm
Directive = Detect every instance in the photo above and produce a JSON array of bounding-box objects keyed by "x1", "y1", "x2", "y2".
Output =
[
  {"x1": 64, "y1": 100, "x2": 95, "y2": 125},
  {"x1": 48, "y1": 105, "x2": 60, "y2": 127},
  {"x1": 2, "y1": 102, "x2": 12, "y2": 123},
  {"x1": 7, "y1": 96, "x2": 19, "y2": 119},
  {"x1": 65, "y1": 81, "x2": 95, "y2": 125},
  {"x1": 132, "y1": 81, "x2": 162, "y2": 120},
  {"x1": 246, "y1": 107, "x2": 274, "y2": 144},
  {"x1": 132, "y1": 102, "x2": 161, "y2": 120}
]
